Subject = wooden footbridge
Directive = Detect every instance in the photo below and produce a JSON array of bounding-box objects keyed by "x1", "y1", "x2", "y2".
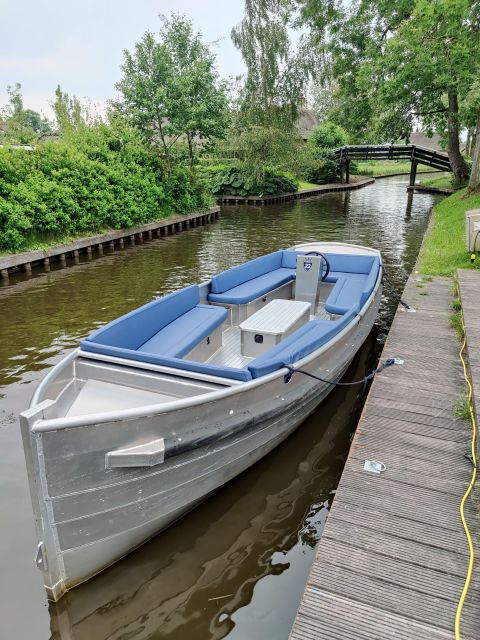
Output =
[{"x1": 335, "y1": 145, "x2": 452, "y2": 185}]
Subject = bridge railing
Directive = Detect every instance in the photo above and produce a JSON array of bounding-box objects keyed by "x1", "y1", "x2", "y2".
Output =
[
  {"x1": 333, "y1": 144, "x2": 452, "y2": 185},
  {"x1": 334, "y1": 145, "x2": 451, "y2": 171}
]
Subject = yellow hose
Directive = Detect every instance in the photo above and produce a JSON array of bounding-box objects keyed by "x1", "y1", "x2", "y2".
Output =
[{"x1": 455, "y1": 317, "x2": 477, "y2": 640}]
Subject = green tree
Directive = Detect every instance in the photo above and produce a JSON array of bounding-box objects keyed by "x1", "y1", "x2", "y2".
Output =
[
  {"x1": 115, "y1": 14, "x2": 228, "y2": 169},
  {"x1": 463, "y1": 80, "x2": 480, "y2": 194},
  {"x1": 366, "y1": 0, "x2": 475, "y2": 184},
  {"x1": 231, "y1": 0, "x2": 311, "y2": 129},
  {"x1": 310, "y1": 122, "x2": 349, "y2": 150},
  {"x1": 1, "y1": 83, "x2": 50, "y2": 144},
  {"x1": 296, "y1": 0, "x2": 478, "y2": 183},
  {"x1": 52, "y1": 85, "x2": 85, "y2": 135}
]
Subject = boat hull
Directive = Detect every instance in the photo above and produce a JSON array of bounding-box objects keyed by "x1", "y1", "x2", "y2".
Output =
[{"x1": 20, "y1": 281, "x2": 381, "y2": 601}]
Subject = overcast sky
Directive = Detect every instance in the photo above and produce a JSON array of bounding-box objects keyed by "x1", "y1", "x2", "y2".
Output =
[{"x1": 0, "y1": 0, "x2": 246, "y2": 118}]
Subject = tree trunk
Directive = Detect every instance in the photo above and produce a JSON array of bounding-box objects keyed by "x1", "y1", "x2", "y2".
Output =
[
  {"x1": 156, "y1": 114, "x2": 171, "y2": 173},
  {"x1": 466, "y1": 112, "x2": 480, "y2": 194},
  {"x1": 187, "y1": 133, "x2": 195, "y2": 169},
  {"x1": 466, "y1": 128, "x2": 471, "y2": 157},
  {"x1": 447, "y1": 90, "x2": 470, "y2": 184}
]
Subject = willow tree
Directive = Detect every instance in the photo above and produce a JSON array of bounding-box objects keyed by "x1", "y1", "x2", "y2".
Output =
[
  {"x1": 231, "y1": 0, "x2": 310, "y2": 129},
  {"x1": 230, "y1": 0, "x2": 316, "y2": 179}
]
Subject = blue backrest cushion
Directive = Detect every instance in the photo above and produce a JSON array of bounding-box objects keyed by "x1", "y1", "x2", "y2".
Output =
[
  {"x1": 248, "y1": 308, "x2": 358, "y2": 378},
  {"x1": 282, "y1": 250, "x2": 377, "y2": 276},
  {"x1": 281, "y1": 250, "x2": 302, "y2": 269},
  {"x1": 210, "y1": 251, "x2": 283, "y2": 294},
  {"x1": 86, "y1": 285, "x2": 200, "y2": 350},
  {"x1": 322, "y1": 253, "x2": 375, "y2": 275},
  {"x1": 359, "y1": 256, "x2": 380, "y2": 306}
]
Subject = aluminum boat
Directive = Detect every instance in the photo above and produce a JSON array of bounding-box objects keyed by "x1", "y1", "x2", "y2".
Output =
[{"x1": 20, "y1": 241, "x2": 382, "y2": 601}]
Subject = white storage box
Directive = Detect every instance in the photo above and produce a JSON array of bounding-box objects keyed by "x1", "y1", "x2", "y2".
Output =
[{"x1": 239, "y1": 299, "x2": 312, "y2": 357}]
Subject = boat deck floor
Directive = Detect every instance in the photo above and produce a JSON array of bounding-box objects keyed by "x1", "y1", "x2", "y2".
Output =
[
  {"x1": 207, "y1": 301, "x2": 332, "y2": 368},
  {"x1": 289, "y1": 275, "x2": 480, "y2": 640}
]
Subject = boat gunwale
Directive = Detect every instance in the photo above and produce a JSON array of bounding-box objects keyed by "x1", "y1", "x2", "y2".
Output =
[{"x1": 27, "y1": 266, "x2": 382, "y2": 433}]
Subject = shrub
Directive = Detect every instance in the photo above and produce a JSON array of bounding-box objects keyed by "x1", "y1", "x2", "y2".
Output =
[
  {"x1": 209, "y1": 164, "x2": 298, "y2": 197},
  {"x1": 291, "y1": 146, "x2": 340, "y2": 184},
  {"x1": 310, "y1": 122, "x2": 349, "y2": 150},
  {"x1": 0, "y1": 124, "x2": 213, "y2": 252}
]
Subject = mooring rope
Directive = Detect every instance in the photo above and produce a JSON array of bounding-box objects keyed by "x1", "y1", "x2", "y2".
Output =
[
  {"x1": 382, "y1": 267, "x2": 413, "y2": 310},
  {"x1": 283, "y1": 357, "x2": 396, "y2": 388}
]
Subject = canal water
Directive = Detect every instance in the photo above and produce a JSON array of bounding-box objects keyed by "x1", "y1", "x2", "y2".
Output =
[{"x1": 0, "y1": 175, "x2": 443, "y2": 639}]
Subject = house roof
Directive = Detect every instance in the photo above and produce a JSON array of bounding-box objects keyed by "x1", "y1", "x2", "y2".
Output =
[
  {"x1": 408, "y1": 130, "x2": 445, "y2": 152},
  {"x1": 296, "y1": 109, "x2": 320, "y2": 140}
]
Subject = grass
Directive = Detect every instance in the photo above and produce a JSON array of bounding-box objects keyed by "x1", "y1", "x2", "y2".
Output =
[
  {"x1": 418, "y1": 175, "x2": 454, "y2": 189},
  {"x1": 0, "y1": 230, "x2": 113, "y2": 256},
  {"x1": 418, "y1": 188, "x2": 480, "y2": 275},
  {"x1": 298, "y1": 180, "x2": 320, "y2": 189},
  {"x1": 455, "y1": 394, "x2": 471, "y2": 420},
  {"x1": 354, "y1": 160, "x2": 436, "y2": 176}
]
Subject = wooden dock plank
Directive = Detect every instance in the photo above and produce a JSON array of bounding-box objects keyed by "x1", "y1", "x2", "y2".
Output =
[{"x1": 289, "y1": 275, "x2": 480, "y2": 639}]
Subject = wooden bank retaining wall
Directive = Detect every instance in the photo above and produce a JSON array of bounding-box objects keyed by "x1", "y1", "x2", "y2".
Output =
[
  {"x1": 217, "y1": 177, "x2": 375, "y2": 206},
  {"x1": 0, "y1": 207, "x2": 220, "y2": 281}
]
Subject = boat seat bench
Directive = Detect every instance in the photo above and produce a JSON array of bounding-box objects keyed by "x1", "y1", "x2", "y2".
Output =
[
  {"x1": 80, "y1": 251, "x2": 380, "y2": 383},
  {"x1": 208, "y1": 250, "x2": 298, "y2": 305},
  {"x1": 81, "y1": 284, "x2": 228, "y2": 359},
  {"x1": 207, "y1": 250, "x2": 380, "y2": 313}
]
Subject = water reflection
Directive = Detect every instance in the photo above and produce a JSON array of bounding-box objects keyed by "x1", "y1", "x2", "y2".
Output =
[{"x1": 0, "y1": 175, "x2": 443, "y2": 639}]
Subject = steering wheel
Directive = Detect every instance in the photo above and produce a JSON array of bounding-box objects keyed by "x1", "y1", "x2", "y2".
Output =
[{"x1": 305, "y1": 251, "x2": 331, "y2": 281}]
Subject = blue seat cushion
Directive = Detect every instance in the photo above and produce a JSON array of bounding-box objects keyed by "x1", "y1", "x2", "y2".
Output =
[
  {"x1": 324, "y1": 257, "x2": 380, "y2": 315},
  {"x1": 248, "y1": 308, "x2": 358, "y2": 378},
  {"x1": 86, "y1": 285, "x2": 200, "y2": 350},
  {"x1": 325, "y1": 276, "x2": 366, "y2": 315},
  {"x1": 208, "y1": 268, "x2": 295, "y2": 305},
  {"x1": 80, "y1": 341, "x2": 252, "y2": 381},
  {"x1": 138, "y1": 304, "x2": 227, "y2": 358}
]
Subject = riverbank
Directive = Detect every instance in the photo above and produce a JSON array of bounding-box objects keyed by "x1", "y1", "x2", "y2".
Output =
[
  {"x1": 0, "y1": 175, "x2": 439, "y2": 639},
  {"x1": 419, "y1": 189, "x2": 480, "y2": 275},
  {"x1": 218, "y1": 175, "x2": 374, "y2": 205},
  {"x1": 0, "y1": 207, "x2": 220, "y2": 281},
  {"x1": 355, "y1": 160, "x2": 437, "y2": 176}
]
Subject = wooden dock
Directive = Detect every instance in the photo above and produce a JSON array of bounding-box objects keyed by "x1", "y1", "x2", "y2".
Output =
[
  {"x1": 289, "y1": 274, "x2": 480, "y2": 639},
  {"x1": 458, "y1": 269, "x2": 480, "y2": 444}
]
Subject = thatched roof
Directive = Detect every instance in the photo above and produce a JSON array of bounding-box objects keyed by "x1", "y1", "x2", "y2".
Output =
[
  {"x1": 408, "y1": 130, "x2": 445, "y2": 151},
  {"x1": 296, "y1": 109, "x2": 320, "y2": 141}
]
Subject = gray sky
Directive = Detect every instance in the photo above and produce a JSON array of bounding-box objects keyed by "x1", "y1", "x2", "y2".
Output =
[{"x1": 0, "y1": 0, "x2": 246, "y2": 119}]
